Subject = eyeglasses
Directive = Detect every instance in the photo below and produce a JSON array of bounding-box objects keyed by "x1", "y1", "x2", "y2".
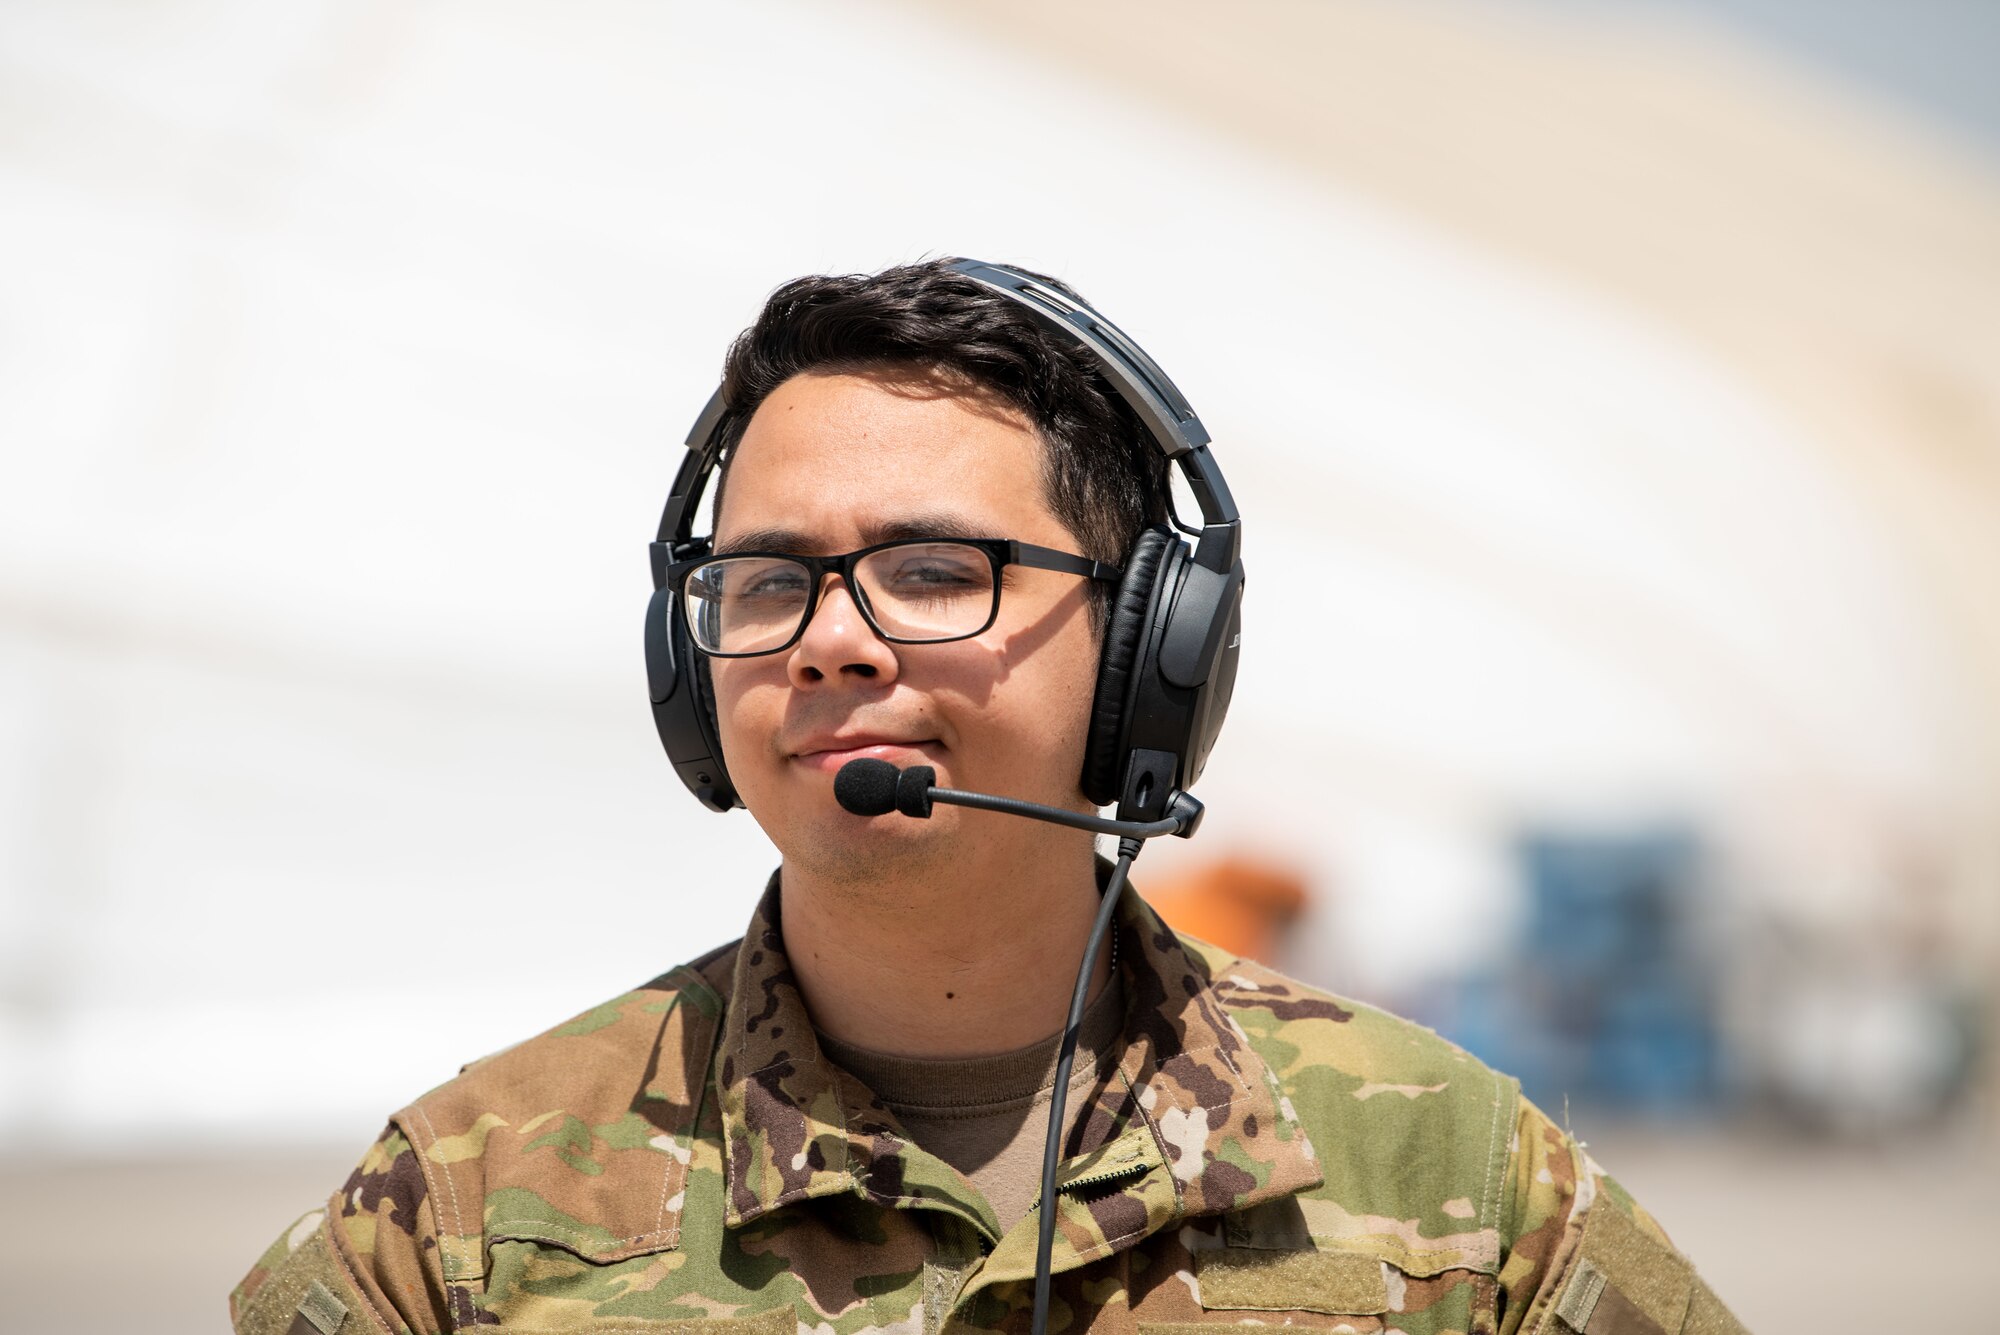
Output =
[{"x1": 667, "y1": 537, "x2": 1122, "y2": 658}]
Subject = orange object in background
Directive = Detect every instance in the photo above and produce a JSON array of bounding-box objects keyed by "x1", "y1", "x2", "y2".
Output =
[{"x1": 1140, "y1": 857, "x2": 1309, "y2": 965}]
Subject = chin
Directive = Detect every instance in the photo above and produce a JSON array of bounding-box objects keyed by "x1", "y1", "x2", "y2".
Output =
[{"x1": 795, "y1": 820, "x2": 957, "y2": 888}]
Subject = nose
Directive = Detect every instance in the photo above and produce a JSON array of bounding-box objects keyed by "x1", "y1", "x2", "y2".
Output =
[{"x1": 787, "y1": 575, "x2": 900, "y2": 688}]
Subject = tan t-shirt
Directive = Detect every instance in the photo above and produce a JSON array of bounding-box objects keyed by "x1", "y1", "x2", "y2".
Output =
[{"x1": 817, "y1": 977, "x2": 1127, "y2": 1236}]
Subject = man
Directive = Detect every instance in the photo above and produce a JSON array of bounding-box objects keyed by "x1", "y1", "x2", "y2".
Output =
[{"x1": 231, "y1": 259, "x2": 1745, "y2": 1335}]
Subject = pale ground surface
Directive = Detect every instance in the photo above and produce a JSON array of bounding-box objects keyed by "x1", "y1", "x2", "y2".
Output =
[{"x1": 1, "y1": 1124, "x2": 1990, "y2": 1333}]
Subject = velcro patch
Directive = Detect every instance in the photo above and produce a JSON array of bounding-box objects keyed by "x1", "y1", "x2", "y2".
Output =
[
  {"x1": 494, "y1": 1314, "x2": 797, "y2": 1335},
  {"x1": 296, "y1": 1279, "x2": 349, "y2": 1335},
  {"x1": 1197, "y1": 1246, "x2": 1389, "y2": 1315},
  {"x1": 1141, "y1": 1325, "x2": 1384, "y2": 1335}
]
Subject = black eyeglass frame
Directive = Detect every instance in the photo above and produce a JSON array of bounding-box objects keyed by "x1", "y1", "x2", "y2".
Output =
[{"x1": 665, "y1": 537, "x2": 1122, "y2": 659}]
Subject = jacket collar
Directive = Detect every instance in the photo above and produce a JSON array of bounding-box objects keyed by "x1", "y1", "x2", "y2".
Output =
[{"x1": 714, "y1": 866, "x2": 1323, "y2": 1241}]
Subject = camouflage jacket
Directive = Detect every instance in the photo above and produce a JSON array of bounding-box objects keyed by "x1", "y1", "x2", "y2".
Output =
[{"x1": 232, "y1": 876, "x2": 1745, "y2": 1335}]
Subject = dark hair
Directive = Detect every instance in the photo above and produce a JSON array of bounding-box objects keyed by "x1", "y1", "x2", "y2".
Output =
[{"x1": 707, "y1": 258, "x2": 1170, "y2": 627}]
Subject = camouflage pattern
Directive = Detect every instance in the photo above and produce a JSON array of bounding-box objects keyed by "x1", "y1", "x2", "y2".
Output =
[{"x1": 233, "y1": 876, "x2": 1747, "y2": 1335}]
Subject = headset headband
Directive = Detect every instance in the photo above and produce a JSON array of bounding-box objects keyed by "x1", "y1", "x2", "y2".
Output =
[{"x1": 653, "y1": 258, "x2": 1240, "y2": 581}]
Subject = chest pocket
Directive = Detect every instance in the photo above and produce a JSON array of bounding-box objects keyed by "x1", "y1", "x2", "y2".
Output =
[
  {"x1": 1136, "y1": 1246, "x2": 1392, "y2": 1335},
  {"x1": 490, "y1": 1312, "x2": 798, "y2": 1335},
  {"x1": 1198, "y1": 1247, "x2": 1388, "y2": 1314}
]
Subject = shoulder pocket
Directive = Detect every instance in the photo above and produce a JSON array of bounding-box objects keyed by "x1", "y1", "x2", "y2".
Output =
[
  {"x1": 232, "y1": 1216, "x2": 383, "y2": 1335},
  {"x1": 1539, "y1": 1204, "x2": 1747, "y2": 1335}
]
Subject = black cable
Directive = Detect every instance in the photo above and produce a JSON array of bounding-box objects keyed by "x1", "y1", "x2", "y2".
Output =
[{"x1": 1030, "y1": 835, "x2": 1142, "y2": 1335}]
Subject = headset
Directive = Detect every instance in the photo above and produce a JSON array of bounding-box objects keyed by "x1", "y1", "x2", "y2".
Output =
[{"x1": 644, "y1": 258, "x2": 1244, "y2": 824}]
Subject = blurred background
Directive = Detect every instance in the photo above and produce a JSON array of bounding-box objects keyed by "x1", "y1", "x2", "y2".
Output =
[{"x1": 2, "y1": 0, "x2": 1996, "y2": 1330}]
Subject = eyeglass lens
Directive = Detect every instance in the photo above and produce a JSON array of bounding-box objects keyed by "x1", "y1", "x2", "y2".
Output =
[{"x1": 686, "y1": 542, "x2": 998, "y2": 655}]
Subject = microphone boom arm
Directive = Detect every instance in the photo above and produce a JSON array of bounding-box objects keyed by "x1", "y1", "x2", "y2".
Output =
[{"x1": 926, "y1": 785, "x2": 1193, "y2": 838}]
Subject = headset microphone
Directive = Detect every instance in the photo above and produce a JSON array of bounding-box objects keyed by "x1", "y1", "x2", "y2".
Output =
[{"x1": 832, "y1": 758, "x2": 1203, "y2": 838}]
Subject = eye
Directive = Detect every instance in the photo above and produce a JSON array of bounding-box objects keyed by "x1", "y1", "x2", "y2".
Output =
[
  {"x1": 892, "y1": 560, "x2": 978, "y2": 586},
  {"x1": 879, "y1": 547, "x2": 991, "y2": 595},
  {"x1": 709, "y1": 558, "x2": 808, "y2": 601},
  {"x1": 743, "y1": 568, "x2": 807, "y2": 596}
]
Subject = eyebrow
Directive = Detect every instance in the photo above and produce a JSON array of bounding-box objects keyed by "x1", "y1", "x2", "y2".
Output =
[{"x1": 713, "y1": 512, "x2": 989, "y2": 556}]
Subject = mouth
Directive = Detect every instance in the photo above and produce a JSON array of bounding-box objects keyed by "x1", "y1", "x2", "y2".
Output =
[{"x1": 788, "y1": 737, "x2": 942, "y2": 776}]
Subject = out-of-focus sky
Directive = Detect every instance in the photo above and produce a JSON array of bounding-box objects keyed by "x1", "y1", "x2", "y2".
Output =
[{"x1": 1565, "y1": 0, "x2": 2000, "y2": 149}]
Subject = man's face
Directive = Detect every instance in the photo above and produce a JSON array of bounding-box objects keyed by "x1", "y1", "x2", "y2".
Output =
[{"x1": 707, "y1": 370, "x2": 1102, "y2": 881}]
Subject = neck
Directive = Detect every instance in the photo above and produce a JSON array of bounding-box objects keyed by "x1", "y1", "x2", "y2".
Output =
[{"x1": 779, "y1": 821, "x2": 1110, "y2": 1059}]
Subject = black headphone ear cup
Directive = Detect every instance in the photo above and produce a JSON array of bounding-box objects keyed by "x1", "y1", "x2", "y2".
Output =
[
  {"x1": 1082, "y1": 527, "x2": 1175, "y2": 806},
  {"x1": 693, "y1": 652, "x2": 724, "y2": 765},
  {"x1": 685, "y1": 619, "x2": 740, "y2": 811},
  {"x1": 650, "y1": 587, "x2": 741, "y2": 812}
]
